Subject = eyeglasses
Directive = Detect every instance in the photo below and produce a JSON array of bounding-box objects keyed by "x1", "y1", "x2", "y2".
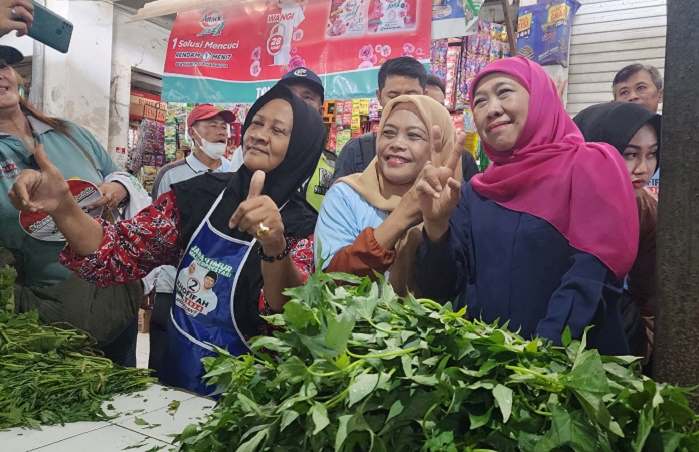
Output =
[{"x1": 0, "y1": 59, "x2": 10, "y2": 70}]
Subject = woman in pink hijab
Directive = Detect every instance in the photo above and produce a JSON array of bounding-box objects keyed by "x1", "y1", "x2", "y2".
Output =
[{"x1": 414, "y1": 57, "x2": 638, "y2": 355}]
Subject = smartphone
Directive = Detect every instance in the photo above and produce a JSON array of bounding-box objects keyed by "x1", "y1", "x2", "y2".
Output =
[{"x1": 27, "y1": 2, "x2": 73, "y2": 54}]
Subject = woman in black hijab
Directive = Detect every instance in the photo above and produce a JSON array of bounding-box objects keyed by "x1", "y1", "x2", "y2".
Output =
[
  {"x1": 9, "y1": 84, "x2": 326, "y2": 392},
  {"x1": 574, "y1": 101, "x2": 660, "y2": 364}
]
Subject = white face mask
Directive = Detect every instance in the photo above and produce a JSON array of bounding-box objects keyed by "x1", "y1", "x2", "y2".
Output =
[{"x1": 193, "y1": 129, "x2": 228, "y2": 160}]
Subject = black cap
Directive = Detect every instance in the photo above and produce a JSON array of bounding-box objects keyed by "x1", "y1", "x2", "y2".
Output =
[
  {"x1": 280, "y1": 67, "x2": 325, "y2": 103},
  {"x1": 0, "y1": 46, "x2": 24, "y2": 65}
]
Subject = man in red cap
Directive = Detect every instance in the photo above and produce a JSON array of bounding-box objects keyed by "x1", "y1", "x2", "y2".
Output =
[{"x1": 145, "y1": 104, "x2": 234, "y2": 378}]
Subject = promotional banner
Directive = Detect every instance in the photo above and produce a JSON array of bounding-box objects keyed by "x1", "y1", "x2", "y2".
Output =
[{"x1": 163, "y1": 0, "x2": 431, "y2": 103}]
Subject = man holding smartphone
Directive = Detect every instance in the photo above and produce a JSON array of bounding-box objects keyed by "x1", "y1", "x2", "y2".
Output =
[{"x1": 0, "y1": 0, "x2": 33, "y2": 37}]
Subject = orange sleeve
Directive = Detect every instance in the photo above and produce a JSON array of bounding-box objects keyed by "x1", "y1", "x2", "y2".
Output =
[{"x1": 326, "y1": 228, "x2": 396, "y2": 277}]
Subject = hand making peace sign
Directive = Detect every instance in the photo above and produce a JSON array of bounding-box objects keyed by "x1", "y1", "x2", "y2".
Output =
[{"x1": 414, "y1": 127, "x2": 467, "y2": 241}]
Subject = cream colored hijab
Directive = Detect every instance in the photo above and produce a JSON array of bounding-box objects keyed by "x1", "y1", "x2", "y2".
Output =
[
  {"x1": 340, "y1": 95, "x2": 457, "y2": 211},
  {"x1": 337, "y1": 95, "x2": 458, "y2": 295}
]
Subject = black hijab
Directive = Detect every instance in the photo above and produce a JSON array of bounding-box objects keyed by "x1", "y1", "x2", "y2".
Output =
[
  {"x1": 172, "y1": 83, "x2": 326, "y2": 336},
  {"x1": 573, "y1": 102, "x2": 662, "y2": 164}
]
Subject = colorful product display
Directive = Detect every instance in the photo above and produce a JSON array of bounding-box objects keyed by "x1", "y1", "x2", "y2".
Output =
[
  {"x1": 431, "y1": 20, "x2": 510, "y2": 112},
  {"x1": 444, "y1": 43, "x2": 462, "y2": 111},
  {"x1": 430, "y1": 38, "x2": 449, "y2": 81},
  {"x1": 516, "y1": 0, "x2": 580, "y2": 67},
  {"x1": 127, "y1": 119, "x2": 165, "y2": 175},
  {"x1": 459, "y1": 20, "x2": 510, "y2": 108}
]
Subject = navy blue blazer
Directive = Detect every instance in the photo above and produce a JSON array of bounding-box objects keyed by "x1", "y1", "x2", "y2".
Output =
[{"x1": 416, "y1": 183, "x2": 629, "y2": 356}]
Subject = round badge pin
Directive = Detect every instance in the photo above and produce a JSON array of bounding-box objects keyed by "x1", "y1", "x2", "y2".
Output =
[{"x1": 19, "y1": 179, "x2": 104, "y2": 242}]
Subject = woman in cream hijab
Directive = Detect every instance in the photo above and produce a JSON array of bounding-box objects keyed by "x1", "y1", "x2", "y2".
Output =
[{"x1": 314, "y1": 95, "x2": 463, "y2": 294}]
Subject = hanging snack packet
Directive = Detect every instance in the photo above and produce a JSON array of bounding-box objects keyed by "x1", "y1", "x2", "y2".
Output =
[{"x1": 516, "y1": 0, "x2": 580, "y2": 67}]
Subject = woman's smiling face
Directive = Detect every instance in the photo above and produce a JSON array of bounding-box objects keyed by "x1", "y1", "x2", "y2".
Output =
[
  {"x1": 376, "y1": 106, "x2": 431, "y2": 186},
  {"x1": 0, "y1": 63, "x2": 22, "y2": 110},
  {"x1": 472, "y1": 73, "x2": 530, "y2": 153}
]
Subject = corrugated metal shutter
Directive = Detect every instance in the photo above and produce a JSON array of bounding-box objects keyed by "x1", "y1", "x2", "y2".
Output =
[{"x1": 567, "y1": 0, "x2": 667, "y2": 116}]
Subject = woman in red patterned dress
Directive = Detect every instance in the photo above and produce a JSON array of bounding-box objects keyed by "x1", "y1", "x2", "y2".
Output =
[{"x1": 9, "y1": 84, "x2": 325, "y2": 392}]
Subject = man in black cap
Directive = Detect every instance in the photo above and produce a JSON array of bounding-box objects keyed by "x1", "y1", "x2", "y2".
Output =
[
  {"x1": 279, "y1": 66, "x2": 325, "y2": 114},
  {"x1": 0, "y1": 0, "x2": 33, "y2": 38},
  {"x1": 278, "y1": 67, "x2": 334, "y2": 210}
]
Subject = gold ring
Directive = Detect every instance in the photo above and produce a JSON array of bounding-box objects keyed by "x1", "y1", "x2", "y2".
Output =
[{"x1": 256, "y1": 222, "x2": 270, "y2": 237}]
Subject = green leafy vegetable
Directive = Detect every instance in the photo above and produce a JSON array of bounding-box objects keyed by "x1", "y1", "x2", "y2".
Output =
[
  {"x1": 168, "y1": 400, "x2": 181, "y2": 417},
  {"x1": 0, "y1": 261, "x2": 153, "y2": 429},
  {"x1": 0, "y1": 265, "x2": 16, "y2": 313},
  {"x1": 175, "y1": 272, "x2": 699, "y2": 451}
]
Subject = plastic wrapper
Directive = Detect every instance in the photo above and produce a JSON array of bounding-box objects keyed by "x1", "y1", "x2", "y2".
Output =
[
  {"x1": 516, "y1": 0, "x2": 580, "y2": 67},
  {"x1": 430, "y1": 38, "x2": 449, "y2": 80}
]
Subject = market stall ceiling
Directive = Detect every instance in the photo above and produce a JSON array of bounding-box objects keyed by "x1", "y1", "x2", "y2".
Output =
[
  {"x1": 129, "y1": 0, "x2": 328, "y2": 21},
  {"x1": 114, "y1": 0, "x2": 175, "y2": 27}
]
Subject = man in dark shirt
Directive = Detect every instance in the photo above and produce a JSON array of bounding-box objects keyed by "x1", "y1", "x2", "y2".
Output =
[{"x1": 612, "y1": 63, "x2": 663, "y2": 114}]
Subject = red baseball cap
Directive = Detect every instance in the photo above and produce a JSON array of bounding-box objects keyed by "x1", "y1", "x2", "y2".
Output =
[{"x1": 187, "y1": 104, "x2": 235, "y2": 128}]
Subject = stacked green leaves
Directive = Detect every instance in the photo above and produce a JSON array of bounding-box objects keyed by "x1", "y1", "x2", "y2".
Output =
[
  {"x1": 177, "y1": 272, "x2": 698, "y2": 451},
  {"x1": 0, "y1": 265, "x2": 153, "y2": 429},
  {"x1": 0, "y1": 264, "x2": 16, "y2": 313}
]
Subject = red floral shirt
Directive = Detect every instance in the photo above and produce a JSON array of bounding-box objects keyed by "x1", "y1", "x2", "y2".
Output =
[{"x1": 59, "y1": 191, "x2": 314, "y2": 311}]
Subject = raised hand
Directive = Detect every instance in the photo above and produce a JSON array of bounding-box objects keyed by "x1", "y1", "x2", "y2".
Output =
[
  {"x1": 228, "y1": 170, "x2": 286, "y2": 256},
  {"x1": 0, "y1": 0, "x2": 33, "y2": 37},
  {"x1": 8, "y1": 144, "x2": 73, "y2": 215},
  {"x1": 414, "y1": 127, "x2": 466, "y2": 241}
]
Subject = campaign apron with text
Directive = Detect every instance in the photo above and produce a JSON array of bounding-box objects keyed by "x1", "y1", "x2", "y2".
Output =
[{"x1": 162, "y1": 190, "x2": 255, "y2": 395}]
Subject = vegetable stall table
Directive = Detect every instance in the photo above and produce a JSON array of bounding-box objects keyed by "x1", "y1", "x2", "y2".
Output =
[{"x1": 1, "y1": 385, "x2": 213, "y2": 452}]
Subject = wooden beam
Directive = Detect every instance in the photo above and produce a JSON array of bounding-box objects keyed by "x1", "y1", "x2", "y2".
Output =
[
  {"x1": 653, "y1": 0, "x2": 699, "y2": 402},
  {"x1": 500, "y1": 0, "x2": 518, "y2": 54}
]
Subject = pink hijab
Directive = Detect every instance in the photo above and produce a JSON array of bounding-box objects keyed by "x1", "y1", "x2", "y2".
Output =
[{"x1": 469, "y1": 57, "x2": 638, "y2": 279}]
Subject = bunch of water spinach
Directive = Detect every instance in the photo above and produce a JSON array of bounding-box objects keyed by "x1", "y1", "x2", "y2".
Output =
[
  {"x1": 177, "y1": 271, "x2": 698, "y2": 451},
  {"x1": 0, "y1": 264, "x2": 153, "y2": 429}
]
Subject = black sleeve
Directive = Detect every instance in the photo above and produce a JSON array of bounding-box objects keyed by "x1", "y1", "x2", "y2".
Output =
[
  {"x1": 462, "y1": 153, "x2": 479, "y2": 181},
  {"x1": 332, "y1": 138, "x2": 361, "y2": 181},
  {"x1": 415, "y1": 185, "x2": 472, "y2": 303}
]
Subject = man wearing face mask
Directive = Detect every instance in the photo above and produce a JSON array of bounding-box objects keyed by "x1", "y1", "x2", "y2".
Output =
[
  {"x1": 158, "y1": 104, "x2": 235, "y2": 191},
  {"x1": 144, "y1": 104, "x2": 234, "y2": 378}
]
